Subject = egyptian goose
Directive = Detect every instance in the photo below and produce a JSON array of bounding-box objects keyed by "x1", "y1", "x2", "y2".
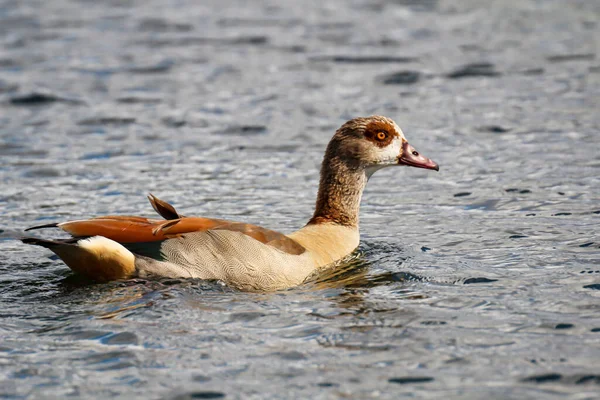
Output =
[{"x1": 22, "y1": 116, "x2": 438, "y2": 291}]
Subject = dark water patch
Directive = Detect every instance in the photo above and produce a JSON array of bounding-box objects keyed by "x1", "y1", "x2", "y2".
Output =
[
  {"x1": 522, "y1": 373, "x2": 562, "y2": 383},
  {"x1": 463, "y1": 277, "x2": 498, "y2": 285},
  {"x1": 233, "y1": 143, "x2": 300, "y2": 153},
  {"x1": 546, "y1": 53, "x2": 595, "y2": 63},
  {"x1": 0, "y1": 15, "x2": 40, "y2": 32},
  {"x1": 117, "y1": 96, "x2": 162, "y2": 104},
  {"x1": 80, "y1": 150, "x2": 125, "y2": 160},
  {"x1": 22, "y1": 168, "x2": 62, "y2": 178},
  {"x1": 522, "y1": 373, "x2": 600, "y2": 385},
  {"x1": 506, "y1": 188, "x2": 531, "y2": 194},
  {"x1": 554, "y1": 323, "x2": 574, "y2": 330},
  {"x1": 12, "y1": 368, "x2": 41, "y2": 379},
  {"x1": 218, "y1": 17, "x2": 300, "y2": 28},
  {"x1": 78, "y1": 117, "x2": 136, "y2": 126},
  {"x1": 139, "y1": 35, "x2": 268, "y2": 47},
  {"x1": 229, "y1": 312, "x2": 266, "y2": 322},
  {"x1": 0, "y1": 57, "x2": 21, "y2": 68},
  {"x1": 573, "y1": 375, "x2": 600, "y2": 385},
  {"x1": 10, "y1": 92, "x2": 83, "y2": 106},
  {"x1": 388, "y1": 271, "x2": 426, "y2": 283},
  {"x1": 72, "y1": 66, "x2": 119, "y2": 76},
  {"x1": 276, "y1": 351, "x2": 306, "y2": 360},
  {"x1": 273, "y1": 44, "x2": 306, "y2": 53},
  {"x1": 521, "y1": 67, "x2": 545, "y2": 75},
  {"x1": 509, "y1": 235, "x2": 527, "y2": 239},
  {"x1": 221, "y1": 125, "x2": 267, "y2": 135},
  {"x1": 420, "y1": 320, "x2": 446, "y2": 325},
  {"x1": 317, "y1": 382, "x2": 339, "y2": 387},
  {"x1": 446, "y1": 63, "x2": 500, "y2": 78},
  {"x1": 192, "y1": 375, "x2": 211, "y2": 382},
  {"x1": 464, "y1": 199, "x2": 499, "y2": 210},
  {"x1": 453, "y1": 192, "x2": 471, "y2": 197},
  {"x1": 445, "y1": 357, "x2": 468, "y2": 365},
  {"x1": 172, "y1": 392, "x2": 225, "y2": 399},
  {"x1": 24, "y1": 118, "x2": 49, "y2": 127},
  {"x1": 127, "y1": 59, "x2": 175, "y2": 74},
  {"x1": 583, "y1": 284, "x2": 600, "y2": 290},
  {"x1": 163, "y1": 116, "x2": 186, "y2": 128},
  {"x1": 421, "y1": 246, "x2": 431, "y2": 252},
  {"x1": 591, "y1": 328, "x2": 600, "y2": 332},
  {"x1": 378, "y1": 70, "x2": 421, "y2": 85},
  {"x1": 313, "y1": 21, "x2": 354, "y2": 30},
  {"x1": 101, "y1": 332, "x2": 139, "y2": 345},
  {"x1": 478, "y1": 125, "x2": 511, "y2": 133},
  {"x1": 552, "y1": 212, "x2": 571, "y2": 216},
  {"x1": 0, "y1": 143, "x2": 46, "y2": 157},
  {"x1": 394, "y1": 0, "x2": 439, "y2": 11},
  {"x1": 137, "y1": 18, "x2": 193, "y2": 32},
  {"x1": 579, "y1": 242, "x2": 594, "y2": 248},
  {"x1": 311, "y1": 55, "x2": 418, "y2": 63},
  {"x1": 388, "y1": 376, "x2": 434, "y2": 384},
  {"x1": 158, "y1": 279, "x2": 188, "y2": 286}
]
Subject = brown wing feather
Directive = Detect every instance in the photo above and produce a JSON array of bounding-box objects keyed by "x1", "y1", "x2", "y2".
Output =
[
  {"x1": 57, "y1": 216, "x2": 305, "y2": 255},
  {"x1": 147, "y1": 194, "x2": 182, "y2": 220}
]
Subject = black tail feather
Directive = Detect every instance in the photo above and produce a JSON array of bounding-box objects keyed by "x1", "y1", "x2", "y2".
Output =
[
  {"x1": 21, "y1": 237, "x2": 78, "y2": 248},
  {"x1": 24, "y1": 223, "x2": 59, "y2": 231}
]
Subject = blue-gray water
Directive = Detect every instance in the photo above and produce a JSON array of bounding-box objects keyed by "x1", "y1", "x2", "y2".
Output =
[{"x1": 1, "y1": 0, "x2": 599, "y2": 398}]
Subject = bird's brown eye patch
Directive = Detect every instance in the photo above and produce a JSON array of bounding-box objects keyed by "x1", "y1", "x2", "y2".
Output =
[{"x1": 364, "y1": 120, "x2": 397, "y2": 147}]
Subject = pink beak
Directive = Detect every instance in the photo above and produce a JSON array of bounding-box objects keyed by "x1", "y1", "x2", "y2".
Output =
[{"x1": 398, "y1": 141, "x2": 439, "y2": 171}]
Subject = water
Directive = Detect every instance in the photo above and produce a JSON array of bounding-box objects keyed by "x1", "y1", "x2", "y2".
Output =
[{"x1": 1, "y1": 0, "x2": 599, "y2": 398}]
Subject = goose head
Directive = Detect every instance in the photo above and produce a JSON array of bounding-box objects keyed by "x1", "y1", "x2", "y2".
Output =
[{"x1": 325, "y1": 115, "x2": 439, "y2": 176}]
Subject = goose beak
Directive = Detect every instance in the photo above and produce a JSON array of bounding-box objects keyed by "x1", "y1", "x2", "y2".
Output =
[{"x1": 398, "y1": 141, "x2": 439, "y2": 171}]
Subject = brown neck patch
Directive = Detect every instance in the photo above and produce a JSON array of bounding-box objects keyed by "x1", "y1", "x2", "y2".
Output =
[{"x1": 308, "y1": 154, "x2": 367, "y2": 227}]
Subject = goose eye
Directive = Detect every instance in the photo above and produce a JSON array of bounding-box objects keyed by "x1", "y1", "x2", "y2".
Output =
[
  {"x1": 376, "y1": 132, "x2": 387, "y2": 140},
  {"x1": 412, "y1": 150, "x2": 419, "y2": 156}
]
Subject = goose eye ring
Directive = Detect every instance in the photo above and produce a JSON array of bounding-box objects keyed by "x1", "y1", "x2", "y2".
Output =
[{"x1": 376, "y1": 132, "x2": 387, "y2": 140}]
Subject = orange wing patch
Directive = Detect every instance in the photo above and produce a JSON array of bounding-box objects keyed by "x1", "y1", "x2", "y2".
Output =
[
  {"x1": 58, "y1": 216, "x2": 306, "y2": 255},
  {"x1": 59, "y1": 217, "x2": 166, "y2": 243}
]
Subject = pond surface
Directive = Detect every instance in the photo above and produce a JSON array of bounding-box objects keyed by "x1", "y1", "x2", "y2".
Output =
[{"x1": 1, "y1": 0, "x2": 599, "y2": 398}]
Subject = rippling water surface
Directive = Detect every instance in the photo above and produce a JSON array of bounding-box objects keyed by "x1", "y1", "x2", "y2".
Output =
[{"x1": 1, "y1": 0, "x2": 599, "y2": 398}]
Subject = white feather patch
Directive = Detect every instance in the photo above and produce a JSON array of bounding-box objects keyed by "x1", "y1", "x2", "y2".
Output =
[{"x1": 78, "y1": 236, "x2": 135, "y2": 264}]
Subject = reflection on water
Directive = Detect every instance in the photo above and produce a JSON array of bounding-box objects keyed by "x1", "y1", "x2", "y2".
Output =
[{"x1": 1, "y1": 0, "x2": 600, "y2": 398}]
